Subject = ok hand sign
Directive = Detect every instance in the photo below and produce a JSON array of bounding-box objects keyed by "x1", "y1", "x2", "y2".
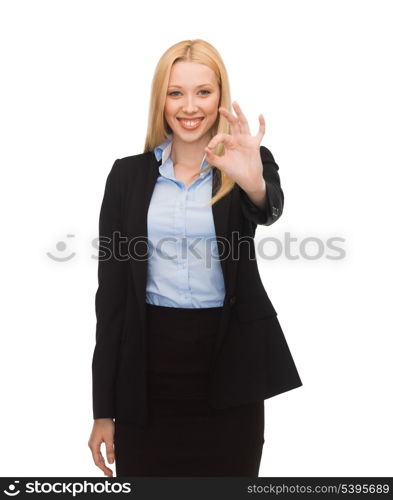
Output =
[{"x1": 204, "y1": 101, "x2": 266, "y2": 195}]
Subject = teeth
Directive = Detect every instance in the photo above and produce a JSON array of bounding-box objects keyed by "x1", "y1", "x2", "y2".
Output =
[{"x1": 180, "y1": 119, "x2": 202, "y2": 126}]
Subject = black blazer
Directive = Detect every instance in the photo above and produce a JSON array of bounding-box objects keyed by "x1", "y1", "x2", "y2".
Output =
[{"x1": 92, "y1": 145, "x2": 302, "y2": 425}]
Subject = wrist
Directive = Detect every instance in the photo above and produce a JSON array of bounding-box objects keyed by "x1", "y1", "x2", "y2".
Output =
[{"x1": 243, "y1": 178, "x2": 267, "y2": 208}]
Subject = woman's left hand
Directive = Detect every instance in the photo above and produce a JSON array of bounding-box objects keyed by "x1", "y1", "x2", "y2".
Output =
[{"x1": 204, "y1": 101, "x2": 266, "y2": 194}]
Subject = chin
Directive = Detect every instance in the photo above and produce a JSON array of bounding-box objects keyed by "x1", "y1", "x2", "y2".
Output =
[{"x1": 172, "y1": 123, "x2": 213, "y2": 141}]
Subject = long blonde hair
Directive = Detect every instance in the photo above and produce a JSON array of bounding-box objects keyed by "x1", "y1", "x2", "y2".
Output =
[{"x1": 143, "y1": 39, "x2": 235, "y2": 207}]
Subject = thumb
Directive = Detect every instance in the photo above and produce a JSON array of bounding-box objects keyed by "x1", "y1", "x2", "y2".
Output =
[{"x1": 205, "y1": 146, "x2": 226, "y2": 170}]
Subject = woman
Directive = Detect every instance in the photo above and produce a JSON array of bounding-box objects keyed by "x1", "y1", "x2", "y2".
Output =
[{"x1": 88, "y1": 39, "x2": 302, "y2": 477}]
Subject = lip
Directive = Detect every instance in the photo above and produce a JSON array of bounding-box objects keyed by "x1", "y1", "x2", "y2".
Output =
[{"x1": 176, "y1": 117, "x2": 204, "y2": 130}]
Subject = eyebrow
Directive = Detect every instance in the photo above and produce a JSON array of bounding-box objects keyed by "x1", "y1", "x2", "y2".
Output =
[{"x1": 168, "y1": 83, "x2": 214, "y2": 89}]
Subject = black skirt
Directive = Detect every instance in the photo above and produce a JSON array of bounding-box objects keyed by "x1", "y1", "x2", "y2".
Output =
[{"x1": 114, "y1": 303, "x2": 265, "y2": 477}]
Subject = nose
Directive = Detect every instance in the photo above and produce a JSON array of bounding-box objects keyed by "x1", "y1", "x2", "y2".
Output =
[{"x1": 182, "y1": 94, "x2": 199, "y2": 114}]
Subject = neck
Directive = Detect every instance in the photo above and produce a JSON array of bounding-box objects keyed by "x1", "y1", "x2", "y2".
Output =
[{"x1": 171, "y1": 133, "x2": 211, "y2": 169}]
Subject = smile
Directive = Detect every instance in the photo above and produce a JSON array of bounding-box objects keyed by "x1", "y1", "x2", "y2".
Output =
[{"x1": 176, "y1": 117, "x2": 204, "y2": 130}]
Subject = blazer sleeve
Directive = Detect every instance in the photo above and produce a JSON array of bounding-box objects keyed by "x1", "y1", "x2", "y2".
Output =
[
  {"x1": 239, "y1": 145, "x2": 284, "y2": 228},
  {"x1": 92, "y1": 159, "x2": 127, "y2": 420}
]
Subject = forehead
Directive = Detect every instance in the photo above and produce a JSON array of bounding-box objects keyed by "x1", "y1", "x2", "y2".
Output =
[{"x1": 168, "y1": 61, "x2": 217, "y2": 86}]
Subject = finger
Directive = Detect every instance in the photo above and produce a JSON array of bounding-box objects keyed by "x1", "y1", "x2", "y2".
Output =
[
  {"x1": 255, "y1": 114, "x2": 266, "y2": 143},
  {"x1": 97, "y1": 450, "x2": 113, "y2": 477},
  {"x1": 232, "y1": 101, "x2": 251, "y2": 134},
  {"x1": 91, "y1": 443, "x2": 113, "y2": 477},
  {"x1": 204, "y1": 147, "x2": 226, "y2": 170},
  {"x1": 105, "y1": 439, "x2": 115, "y2": 465},
  {"x1": 206, "y1": 133, "x2": 235, "y2": 151},
  {"x1": 99, "y1": 450, "x2": 114, "y2": 477},
  {"x1": 218, "y1": 106, "x2": 241, "y2": 136},
  {"x1": 204, "y1": 134, "x2": 236, "y2": 170}
]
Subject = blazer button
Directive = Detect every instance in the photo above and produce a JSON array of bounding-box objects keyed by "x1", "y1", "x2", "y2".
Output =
[{"x1": 229, "y1": 295, "x2": 236, "y2": 306}]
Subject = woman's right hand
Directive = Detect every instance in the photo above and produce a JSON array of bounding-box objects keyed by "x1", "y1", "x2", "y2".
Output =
[{"x1": 88, "y1": 418, "x2": 115, "y2": 477}]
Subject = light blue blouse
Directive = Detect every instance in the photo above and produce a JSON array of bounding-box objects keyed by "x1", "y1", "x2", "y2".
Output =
[{"x1": 145, "y1": 134, "x2": 226, "y2": 308}]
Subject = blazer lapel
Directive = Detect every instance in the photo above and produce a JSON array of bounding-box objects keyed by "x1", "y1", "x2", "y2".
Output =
[{"x1": 128, "y1": 152, "x2": 232, "y2": 330}]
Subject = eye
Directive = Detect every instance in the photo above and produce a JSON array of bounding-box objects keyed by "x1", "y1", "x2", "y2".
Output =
[{"x1": 167, "y1": 90, "x2": 212, "y2": 96}]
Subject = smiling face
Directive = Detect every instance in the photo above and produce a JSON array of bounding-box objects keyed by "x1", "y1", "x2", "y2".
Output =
[{"x1": 164, "y1": 61, "x2": 221, "y2": 143}]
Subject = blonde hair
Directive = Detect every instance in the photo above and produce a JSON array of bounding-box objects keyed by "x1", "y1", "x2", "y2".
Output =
[{"x1": 143, "y1": 39, "x2": 235, "y2": 206}]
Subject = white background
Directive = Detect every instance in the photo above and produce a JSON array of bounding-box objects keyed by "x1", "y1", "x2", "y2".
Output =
[{"x1": 1, "y1": 0, "x2": 392, "y2": 477}]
